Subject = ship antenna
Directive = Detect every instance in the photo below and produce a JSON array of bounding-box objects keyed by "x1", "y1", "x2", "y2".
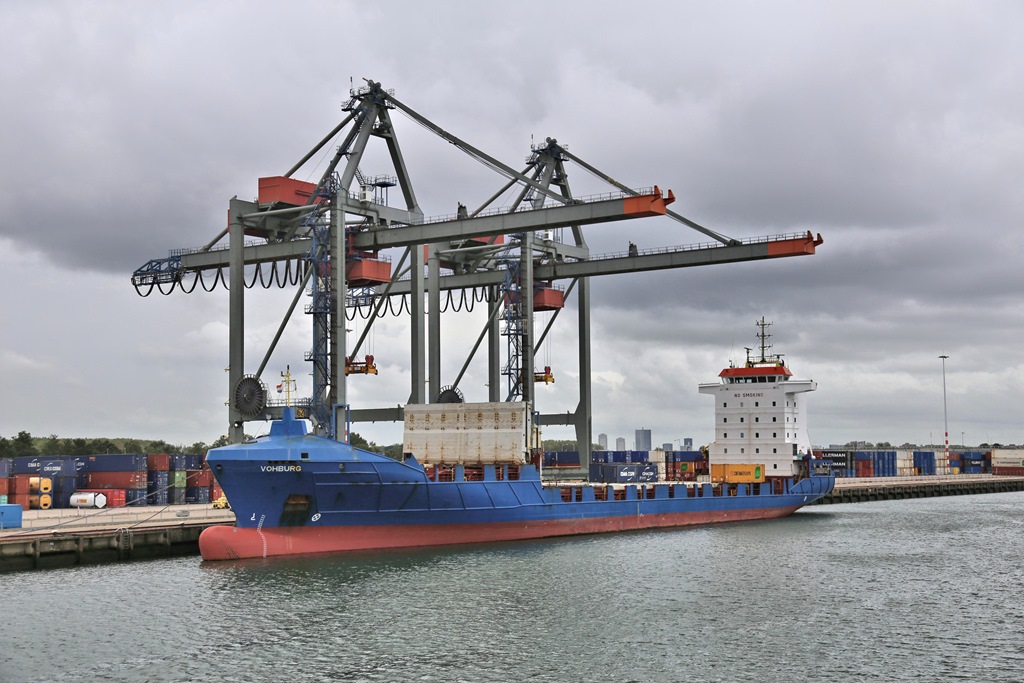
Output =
[{"x1": 279, "y1": 365, "x2": 297, "y2": 407}]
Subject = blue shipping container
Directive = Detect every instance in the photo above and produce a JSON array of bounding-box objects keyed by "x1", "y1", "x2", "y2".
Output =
[
  {"x1": 185, "y1": 487, "x2": 211, "y2": 504},
  {"x1": 86, "y1": 454, "x2": 147, "y2": 472},
  {"x1": 148, "y1": 471, "x2": 170, "y2": 488},
  {"x1": 0, "y1": 459, "x2": 9, "y2": 478},
  {"x1": 170, "y1": 454, "x2": 189, "y2": 471},
  {"x1": 126, "y1": 489, "x2": 149, "y2": 506},
  {"x1": 0, "y1": 503, "x2": 24, "y2": 529}
]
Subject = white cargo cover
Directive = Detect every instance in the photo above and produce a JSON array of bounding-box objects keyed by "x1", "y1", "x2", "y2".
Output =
[{"x1": 403, "y1": 402, "x2": 530, "y2": 464}]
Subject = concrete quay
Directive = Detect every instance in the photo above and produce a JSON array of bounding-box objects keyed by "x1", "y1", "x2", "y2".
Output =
[
  {"x1": 814, "y1": 474, "x2": 1024, "y2": 504},
  {"x1": 0, "y1": 504, "x2": 235, "y2": 573}
]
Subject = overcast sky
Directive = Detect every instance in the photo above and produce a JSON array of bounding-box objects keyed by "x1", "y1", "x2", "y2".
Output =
[{"x1": 2, "y1": 1, "x2": 1021, "y2": 450}]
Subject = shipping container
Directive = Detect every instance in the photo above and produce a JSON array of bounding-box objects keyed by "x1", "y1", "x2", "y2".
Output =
[
  {"x1": 636, "y1": 463, "x2": 659, "y2": 482},
  {"x1": 186, "y1": 470, "x2": 213, "y2": 487},
  {"x1": 991, "y1": 449, "x2": 1024, "y2": 468},
  {"x1": 125, "y1": 489, "x2": 149, "y2": 506},
  {"x1": 992, "y1": 466, "x2": 1024, "y2": 477},
  {"x1": 12, "y1": 458, "x2": 78, "y2": 477},
  {"x1": 12, "y1": 456, "x2": 45, "y2": 474},
  {"x1": 170, "y1": 454, "x2": 189, "y2": 471},
  {"x1": 51, "y1": 489, "x2": 76, "y2": 509},
  {"x1": 87, "y1": 471, "x2": 146, "y2": 489},
  {"x1": 185, "y1": 487, "x2": 211, "y2": 504},
  {"x1": 147, "y1": 453, "x2": 170, "y2": 471},
  {"x1": 169, "y1": 488, "x2": 187, "y2": 505},
  {"x1": 8, "y1": 493, "x2": 30, "y2": 511},
  {"x1": 150, "y1": 490, "x2": 170, "y2": 506},
  {"x1": 86, "y1": 454, "x2": 147, "y2": 472},
  {"x1": 0, "y1": 503, "x2": 23, "y2": 529},
  {"x1": 0, "y1": 478, "x2": 7, "y2": 496},
  {"x1": 11, "y1": 475, "x2": 54, "y2": 494},
  {"x1": 148, "y1": 471, "x2": 171, "y2": 491},
  {"x1": 711, "y1": 463, "x2": 766, "y2": 484},
  {"x1": 171, "y1": 471, "x2": 187, "y2": 488},
  {"x1": 0, "y1": 459, "x2": 10, "y2": 478}
]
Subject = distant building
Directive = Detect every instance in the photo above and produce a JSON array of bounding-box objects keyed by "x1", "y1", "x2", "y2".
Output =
[
  {"x1": 683, "y1": 437, "x2": 693, "y2": 450},
  {"x1": 662, "y1": 442, "x2": 673, "y2": 452},
  {"x1": 635, "y1": 428, "x2": 652, "y2": 452},
  {"x1": 597, "y1": 433, "x2": 608, "y2": 450},
  {"x1": 615, "y1": 436, "x2": 626, "y2": 451}
]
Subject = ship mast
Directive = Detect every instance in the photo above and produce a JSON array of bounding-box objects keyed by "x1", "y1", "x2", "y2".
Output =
[{"x1": 746, "y1": 317, "x2": 785, "y2": 368}]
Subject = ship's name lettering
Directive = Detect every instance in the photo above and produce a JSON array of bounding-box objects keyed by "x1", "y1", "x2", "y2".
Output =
[
  {"x1": 734, "y1": 392, "x2": 765, "y2": 398},
  {"x1": 260, "y1": 465, "x2": 302, "y2": 472}
]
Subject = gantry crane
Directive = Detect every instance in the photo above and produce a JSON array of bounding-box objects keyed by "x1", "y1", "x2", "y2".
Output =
[{"x1": 132, "y1": 80, "x2": 822, "y2": 469}]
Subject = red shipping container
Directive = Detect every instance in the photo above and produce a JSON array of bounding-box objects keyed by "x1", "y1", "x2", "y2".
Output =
[
  {"x1": 11, "y1": 475, "x2": 33, "y2": 494},
  {"x1": 76, "y1": 489, "x2": 127, "y2": 508},
  {"x1": 0, "y1": 478, "x2": 8, "y2": 495},
  {"x1": 186, "y1": 470, "x2": 212, "y2": 487},
  {"x1": 147, "y1": 453, "x2": 170, "y2": 472},
  {"x1": 9, "y1": 493, "x2": 31, "y2": 510},
  {"x1": 87, "y1": 471, "x2": 146, "y2": 489},
  {"x1": 210, "y1": 484, "x2": 224, "y2": 500}
]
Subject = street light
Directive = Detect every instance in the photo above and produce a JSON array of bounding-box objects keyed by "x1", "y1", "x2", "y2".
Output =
[{"x1": 939, "y1": 355, "x2": 949, "y2": 464}]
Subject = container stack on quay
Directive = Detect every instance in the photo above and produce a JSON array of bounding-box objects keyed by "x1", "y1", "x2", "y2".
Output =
[
  {"x1": 812, "y1": 448, "x2": 1024, "y2": 478},
  {"x1": 544, "y1": 447, "x2": 1022, "y2": 484},
  {"x1": 991, "y1": 449, "x2": 1024, "y2": 477},
  {"x1": 0, "y1": 453, "x2": 224, "y2": 512}
]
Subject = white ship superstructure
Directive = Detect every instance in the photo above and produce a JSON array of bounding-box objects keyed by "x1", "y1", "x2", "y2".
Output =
[{"x1": 699, "y1": 319, "x2": 815, "y2": 477}]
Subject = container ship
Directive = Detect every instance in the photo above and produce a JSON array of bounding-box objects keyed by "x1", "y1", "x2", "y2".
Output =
[{"x1": 198, "y1": 321, "x2": 835, "y2": 561}]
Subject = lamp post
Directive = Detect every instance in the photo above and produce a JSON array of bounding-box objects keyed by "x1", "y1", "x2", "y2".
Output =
[{"x1": 939, "y1": 355, "x2": 949, "y2": 465}]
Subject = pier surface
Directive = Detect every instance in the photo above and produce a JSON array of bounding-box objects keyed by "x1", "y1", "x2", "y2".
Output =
[
  {"x1": 817, "y1": 474, "x2": 1024, "y2": 504},
  {"x1": 0, "y1": 504, "x2": 234, "y2": 573}
]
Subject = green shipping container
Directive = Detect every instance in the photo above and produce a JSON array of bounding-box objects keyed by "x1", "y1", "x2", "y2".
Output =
[
  {"x1": 172, "y1": 471, "x2": 187, "y2": 488},
  {"x1": 0, "y1": 495, "x2": 7, "y2": 504}
]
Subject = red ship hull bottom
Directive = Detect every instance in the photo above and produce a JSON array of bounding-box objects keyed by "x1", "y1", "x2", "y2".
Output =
[{"x1": 199, "y1": 505, "x2": 802, "y2": 561}]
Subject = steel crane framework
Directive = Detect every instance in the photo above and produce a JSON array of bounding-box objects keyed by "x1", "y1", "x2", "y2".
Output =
[{"x1": 132, "y1": 80, "x2": 823, "y2": 466}]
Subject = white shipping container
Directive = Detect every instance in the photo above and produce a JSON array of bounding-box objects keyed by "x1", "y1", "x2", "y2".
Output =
[
  {"x1": 403, "y1": 402, "x2": 529, "y2": 464},
  {"x1": 991, "y1": 449, "x2": 1024, "y2": 467}
]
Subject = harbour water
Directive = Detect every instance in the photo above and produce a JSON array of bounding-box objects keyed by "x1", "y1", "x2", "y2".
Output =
[{"x1": 3, "y1": 492, "x2": 1022, "y2": 682}]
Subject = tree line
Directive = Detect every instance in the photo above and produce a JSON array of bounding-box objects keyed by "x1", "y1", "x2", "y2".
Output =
[{"x1": 0, "y1": 431, "x2": 237, "y2": 460}]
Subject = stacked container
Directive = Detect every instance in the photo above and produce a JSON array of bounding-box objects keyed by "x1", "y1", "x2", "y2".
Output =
[
  {"x1": 589, "y1": 462, "x2": 659, "y2": 483},
  {"x1": 960, "y1": 451, "x2": 986, "y2": 475},
  {"x1": 543, "y1": 451, "x2": 581, "y2": 468},
  {"x1": 992, "y1": 449, "x2": 1024, "y2": 476},
  {"x1": 913, "y1": 451, "x2": 937, "y2": 476},
  {"x1": 85, "y1": 454, "x2": 148, "y2": 506}
]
